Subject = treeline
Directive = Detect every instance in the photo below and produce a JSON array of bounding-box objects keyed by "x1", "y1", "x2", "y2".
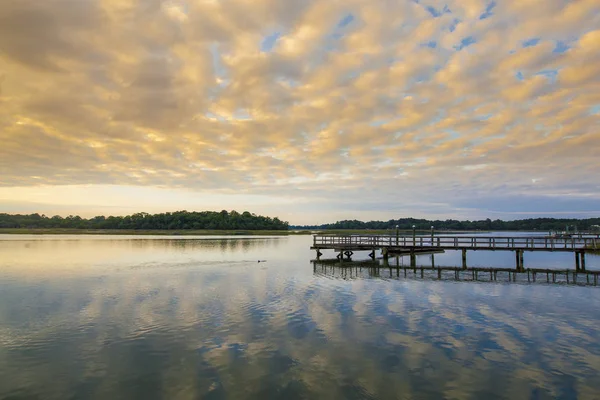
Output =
[
  {"x1": 292, "y1": 217, "x2": 600, "y2": 231},
  {"x1": 0, "y1": 211, "x2": 289, "y2": 230}
]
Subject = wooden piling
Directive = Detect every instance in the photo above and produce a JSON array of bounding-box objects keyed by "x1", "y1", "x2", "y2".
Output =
[
  {"x1": 581, "y1": 252, "x2": 586, "y2": 271},
  {"x1": 462, "y1": 249, "x2": 467, "y2": 270},
  {"x1": 519, "y1": 251, "x2": 524, "y2": 272},
  {"x1": 575, "y1": 252, "x2": 580, "y2": 271}
]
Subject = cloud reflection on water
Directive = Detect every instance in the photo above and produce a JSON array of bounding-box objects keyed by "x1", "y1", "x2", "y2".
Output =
[{"x1": 0, "y1": 236, "x2": 599, "y2": 399}]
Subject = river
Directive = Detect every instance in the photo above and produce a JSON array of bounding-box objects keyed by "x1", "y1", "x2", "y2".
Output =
[{"x1": 0, "y1": 234, "x2": 599, "y2": 399}]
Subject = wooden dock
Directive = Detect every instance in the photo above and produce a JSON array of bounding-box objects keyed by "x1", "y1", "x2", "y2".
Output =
[{"x1": 311, "y1": 234, "x2": 599, "y2": 271}]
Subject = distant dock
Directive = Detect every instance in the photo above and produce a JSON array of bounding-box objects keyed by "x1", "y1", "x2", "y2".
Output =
[{"x1": 311, "y1": 234, "x2": 600, "y2": 272}]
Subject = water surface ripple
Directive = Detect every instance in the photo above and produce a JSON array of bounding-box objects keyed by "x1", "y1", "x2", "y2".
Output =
[{"x1": 0, "y1": 234, "x2": 599, "y2": 399}]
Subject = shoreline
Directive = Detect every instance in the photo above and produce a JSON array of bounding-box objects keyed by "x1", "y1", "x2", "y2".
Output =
[
  {"x1": 0, "y1": 228, "x2": 299, "y2": 236},
  {"x1": 1, "y1": 228, "x2": 494, "y2": 236}
]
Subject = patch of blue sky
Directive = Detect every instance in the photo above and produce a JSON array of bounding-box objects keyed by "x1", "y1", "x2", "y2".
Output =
[
  {"x1": 444, "y1": 129, "x2": 461, "y2": 140},
  {"x1": 553, "y1": 41, "x2": 570, "y2": 53},
  {"x1": 276, "y1": 77, "x2": 300, "y2": 88},
  {"x1": 425, "y1": 4, "x2": 450, "y2": 18},
  {"x1": 385, "y1": 57, "x2": 397, "y2": 66},
  {"x1": 515, "y1": 71, "x2": 524, "y2": 81},
  {"x1": 337, "y1": 13, "x2": 354, "y2": 28},
  {"x1": 421, "y1": 40, "x2": 437, "y2": 49},
  {"x1": 260, "y1": 32, "x2": 281, "y2": 52},
  {"x1": 205, "y1": 112, "x2": 227, "y2": 122},
  {"x1": 535, "y1": 69, "x2": 558, "y2": 82},
  {"x1": 209, "y1": 44, "x2": 227, "y2": 79},
  {"x1": 476, "y1": 113, "x2": 493, "y2": 121},
  {"x1": 449, "y1": 18, "x2": 460, "y2": 32},
  {"x1": 479, "y1": 1, "x2": 496, "y2": 20},
  {"x1": 233, "y1": 110, "x2": 252, "y2": 120},
  {"x1": 454, "y1": 36, "x2": 476, "y2": 51},
  {"x1": 522, "y1": 37, "x2": 540, "y2": 47},
  {"x1": 342, "y1": 70, "x2": 360, "y2": 81},
  {"x1": 325, "y1": 14, "x2": 356, "y2": 47},
  {"x1": 411, "y1": 113, "x2": 442, "y2": 128},
  {"x1": 590, "y1": 105, "x2": 600, "y2": 115},
  {"x1": 426, "y1": 6, "x2": 442, "y2": 17}
]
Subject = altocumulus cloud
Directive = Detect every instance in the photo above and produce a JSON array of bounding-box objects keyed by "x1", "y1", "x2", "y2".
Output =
[{"x1": 0, "y1": 0, "x2": 599, "y2": 223}]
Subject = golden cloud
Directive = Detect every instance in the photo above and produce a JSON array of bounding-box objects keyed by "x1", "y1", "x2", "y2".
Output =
[{"x1": 0, "y1": 0, "x2": 599, "y2": 219}]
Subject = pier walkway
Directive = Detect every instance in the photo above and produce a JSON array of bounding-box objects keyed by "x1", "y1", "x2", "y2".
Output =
[{"x1": 311, "y1": 234, "x2": 599, "y2": 271}]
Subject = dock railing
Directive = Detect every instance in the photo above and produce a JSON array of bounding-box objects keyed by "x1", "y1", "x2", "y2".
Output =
[{"x1": 313, "y1": 234, "x2": 598, "y2": 251}]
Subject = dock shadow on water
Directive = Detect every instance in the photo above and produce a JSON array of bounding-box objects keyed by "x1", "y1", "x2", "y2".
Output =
[
  {"x1": 1, "y1": 235, "x2": 600, "y2": 399},
  {"x1": 313, "y1": 258, "x2": 600, "y2": 287}
]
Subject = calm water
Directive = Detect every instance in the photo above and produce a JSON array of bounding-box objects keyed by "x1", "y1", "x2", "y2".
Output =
[{"x1": 1, "y1": 234, "x2": 600, "y2": 399}]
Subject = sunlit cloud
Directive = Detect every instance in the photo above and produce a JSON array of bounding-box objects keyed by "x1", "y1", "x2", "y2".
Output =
[{"x1": 1, "y1": 0, "x2": 599, "y2": 223}]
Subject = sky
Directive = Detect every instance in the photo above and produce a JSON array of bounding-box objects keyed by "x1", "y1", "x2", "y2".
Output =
[{"x1": 0, "y1": 0, "x2": 599, "y2": 225}]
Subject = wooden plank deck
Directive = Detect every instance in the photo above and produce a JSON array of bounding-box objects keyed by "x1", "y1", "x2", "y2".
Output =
[
  {"x1": 311, "y1": 234, "x2": 599, "y2": 252},
  {"x1": 311, "y1": 234, "x2": 598, "y2": 271}
]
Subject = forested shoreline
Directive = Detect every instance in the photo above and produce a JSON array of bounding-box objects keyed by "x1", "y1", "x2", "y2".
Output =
[
  {"x1": 2, "y1": 213, "x2": 599, "y2": 232},
  {"x1": 292, "y1": 217, "x2": 600, "y2": 232},
  {"x1": 0, "y1": 211, "x2": 289, "y2": 230}
]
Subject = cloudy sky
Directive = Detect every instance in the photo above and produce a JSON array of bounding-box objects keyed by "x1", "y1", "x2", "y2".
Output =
[{"x1": 1, "y1": 0, "x2": 599, "y2": 224}]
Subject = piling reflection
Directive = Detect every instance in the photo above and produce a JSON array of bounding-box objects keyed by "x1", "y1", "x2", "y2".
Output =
[
  {"x1": 1, "y1": 236, "x2": 600, "y2": 399},
  {"x1": 312, "y1": 259, "x2": 600, "y2": 286}
]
